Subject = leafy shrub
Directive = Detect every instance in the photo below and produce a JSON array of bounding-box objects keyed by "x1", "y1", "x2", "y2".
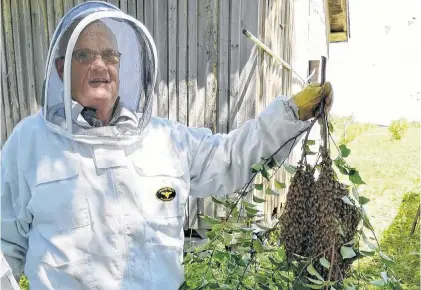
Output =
[{"x1": 389, "y1": 119, "x2": 409, "y2": 140}]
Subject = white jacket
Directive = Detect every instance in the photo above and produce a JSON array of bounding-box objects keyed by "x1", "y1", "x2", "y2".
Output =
[{"x1": 1, "y1": 97, "x2": 308, "y2": 289}]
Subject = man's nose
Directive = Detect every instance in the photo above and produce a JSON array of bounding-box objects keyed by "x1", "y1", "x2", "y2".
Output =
[{"x1": 90, "y1": 55, "x2": 108, "y2": 70}]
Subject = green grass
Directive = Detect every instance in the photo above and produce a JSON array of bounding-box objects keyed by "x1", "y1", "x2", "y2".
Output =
[{"x1": 330, "y1": 121, "x2": 420, "y2": 289}]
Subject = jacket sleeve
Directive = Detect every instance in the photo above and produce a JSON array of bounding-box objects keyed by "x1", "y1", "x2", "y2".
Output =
[
  {"x1": 1, "y1": 133, "x2": 32, "y2": 281},
  {"x1": 184, "y1": 96, "x2": 310, "y2": 198}
]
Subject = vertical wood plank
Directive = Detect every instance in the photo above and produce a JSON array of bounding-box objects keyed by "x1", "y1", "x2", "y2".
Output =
[
  {"x1": 204, "y1": 0, "x2": 217, "y2": 132},
  {"x1": 63, "y1": 0, "x2": 74, "y2": 13},
  {"x1": 136, "y1": 0, "x2": 144, "y2": 22},
  {"x1": 107, "y1": 0, "x2": 120, "y2": 8},
  {"x1": 143, "y1": 0, "x2": 155, "y2": 115},
  {"x1": 21, "y1": 0, "x2": 38, "y2": 114},
  {"x1": 155, "y1": 0, "x2": 169, "y2": 118},
  {"x1": 31, "y1": 0, "x2": 50, "y2": 105},
  {"x1": 187, "y1": 0, "x2": 198, "y2": 229},
  {"x1": 177, "y1": 0, "x2": 188, "y2": 125},
  {"x1": 3, "y1": 0, "x2": 20, "y2": 129},
  {"x1": 74, "y1": 0, "x2": 84, "y2": 5},
  {"x1": 199, "y1": 0, "x2": 218, "y2": 219},
  {"x1": 11, "y1": 0, "x2": 29, "y2": 120},
  {"x1": 217, "y1": 0, "x2": 229, "y2": 134},
  {"x1": 228, "y1": 0, "x2": 241, "y2": 130},
  {"x1": 120, "y1": 0, "x2": 128, "y2": 13},
  {"x1": 1, "y1": 3, "x2": 13, "y2": 143},
  {"x1": 168, "y1": 0, "x2": 177, "y2": 121},
  {"x1": 46, "y1": 0, "x2": 55, "y2": 41},
  {"x1": 187, "y1": 0, "x2": 198, "y2": 127},
  {"x1": 127, "y1": 0, "x2": 137, "y2": 18},
  {"x1": 53, "y1": 0, "x2": 64, "y2": 27},
  {"x1": 196, "y1": 0, "x2": 206, "y2": 129}
]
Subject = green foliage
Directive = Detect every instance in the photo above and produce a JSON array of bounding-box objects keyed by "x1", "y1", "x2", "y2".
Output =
[
  {"x1": 183, "y1": 121, "x2": 404, "y2": 290},
  {"x1": 357, "y1": 192, "x2": 420, "y2": 290},
  {"x1": 388, "y1": 119, "x2": 409, "y2": 140},
  {"x1": 19, "y1": 275, "x2": 29, "y2": 290}
]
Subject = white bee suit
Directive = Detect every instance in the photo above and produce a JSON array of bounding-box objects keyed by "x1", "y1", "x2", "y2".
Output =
[{"x1": 0, "y1": 2, "x2": 309, "y2": 289}]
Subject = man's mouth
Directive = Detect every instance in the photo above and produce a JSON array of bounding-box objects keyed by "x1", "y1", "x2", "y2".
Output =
[{"x1": 89, "y1": 78, "x2": 110, "y2": 84}]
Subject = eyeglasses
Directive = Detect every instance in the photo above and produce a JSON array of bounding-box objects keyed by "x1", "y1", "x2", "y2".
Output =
[{"x1": 60, "y1": 49, "x2": 122, "y2": 64}]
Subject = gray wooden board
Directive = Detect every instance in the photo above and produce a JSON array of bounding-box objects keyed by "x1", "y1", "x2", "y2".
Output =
[
  {"x1": 53, "y1": 0, "x2": 64, "y2": 27},
  {"x1": 4, "y1": 0, "x2": 21, "y2": 128},
  {"x1": 187, "y1": 0, "x2": 198, "y2": 229},
  {"x1": 228, "y1": 0, "x2": 241, "y2": 131},
  {"x1": 63, "y1": 0, "x2": 73, "y2": 13},
  {"x1": 217, "y1": 0, "x2": 229, "y2": 135},
  {"x1": 11, "y1": 0, "x2": 28, "y2": 120},
  {"x1": 46, "y1": 0, "x2": 55, "y2": 41},
  {"x1": 127, "y1": 0, "x2": 137, "y2": 17},
  {"x1": 156, "y1": 0, "x2": 169, "y2": 118},
  {"x1": 177, "y1": 0, "x2": 187, "y2": 125},
  {"x1": 136, "y1": 0, "x2": 144, "y2": 22},
  {"x1": 120, "y1": 0, "x2": 128, "y2": 13},
  {"x1": 168, "y1": 0, "x2": 177, "y2": 121},
  {"x1": 31, "y1": 0, "x2": 50, "y2": 105},
  {"x1": 199, "y1": 0, "x2": 217, "y2": 219},
  {"x1": 22, "y1": 0, "x2": 38, "y2": 114},
  {"x1": 1, "y1": 4, "x2": 13, "y2": 143}
]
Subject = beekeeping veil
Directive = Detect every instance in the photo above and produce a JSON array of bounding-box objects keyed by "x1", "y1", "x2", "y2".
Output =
[{"x1": 43, "y1": 1, "x2": 157, "y2": 145}]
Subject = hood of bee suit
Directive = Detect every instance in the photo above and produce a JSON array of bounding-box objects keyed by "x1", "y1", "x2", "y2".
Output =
[{"x1": 42, "y1": 1, "x2": 157, "y2": 145}]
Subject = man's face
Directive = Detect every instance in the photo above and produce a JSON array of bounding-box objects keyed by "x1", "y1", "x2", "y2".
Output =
[{"x1": 58, "y1": 22, "x2": 120, "y2": 111}]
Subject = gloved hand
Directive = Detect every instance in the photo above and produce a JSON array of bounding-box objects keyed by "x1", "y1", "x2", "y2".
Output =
[{"x1": 292, "y1": 82, "x2": 333, "y2": 121}]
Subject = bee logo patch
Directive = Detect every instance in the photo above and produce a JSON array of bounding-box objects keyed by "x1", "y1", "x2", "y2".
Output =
[{"x1": 156, "y1": 187, "x2": 176, "y2": 201}]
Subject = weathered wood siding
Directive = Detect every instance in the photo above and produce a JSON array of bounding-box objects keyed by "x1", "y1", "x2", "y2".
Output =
[{"x1": 0, "y1": 0, "x2": 327, "y2": 230}]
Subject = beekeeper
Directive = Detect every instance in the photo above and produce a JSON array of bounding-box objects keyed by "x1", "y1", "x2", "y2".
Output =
[{"x1": 1, "y1": 2, "x2": 333, "y2": 289}]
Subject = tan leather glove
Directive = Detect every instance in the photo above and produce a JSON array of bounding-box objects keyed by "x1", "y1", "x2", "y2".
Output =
[{"x1": 292, "y1": 82, "x2": 333, "y2": 121}]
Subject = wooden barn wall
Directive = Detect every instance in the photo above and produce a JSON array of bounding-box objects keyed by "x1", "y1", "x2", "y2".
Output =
[{"x1": 0, "y1": 0, "x2": 314, "y2": 230}]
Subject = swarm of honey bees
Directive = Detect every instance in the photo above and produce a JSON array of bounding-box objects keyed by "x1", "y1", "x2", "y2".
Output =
[{"x1": 280, "y1": 148, "x2": 360, "y2": 280}]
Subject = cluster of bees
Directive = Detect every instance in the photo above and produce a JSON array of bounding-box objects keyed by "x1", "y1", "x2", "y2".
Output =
[{"x1": 280, "y1": 150, "x2": 360, "y2": 280}]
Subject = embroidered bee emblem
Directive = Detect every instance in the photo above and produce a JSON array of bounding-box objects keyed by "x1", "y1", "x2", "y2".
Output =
[{"x1": 156, "y1": 187, "x2": 176, "y2": 201}]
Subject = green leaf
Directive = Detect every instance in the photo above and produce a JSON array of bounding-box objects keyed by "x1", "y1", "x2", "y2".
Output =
[
  {"x1": 284, "y1": 164, "x2": 297, "y2": 174},
  {"x1": 201, "y1": 215, "x2": 221, "y2": 225},
  {"x1": 339, "y1": 144, "x2": 351, "y2": 158},
  {"x1": 380, "y1": 271, "x2": 388, "y2": 282},
  {"x1": 265, "y1": 188, "x2": 279, "y2": 196},
  {"x1": 307, "y1": 264, "x2": 324, "y2": 281},
  {"x1": 307, "y1": 140, "x2": 316, "y2": 145},
  {"x1": 267, "y1": 157, "x2": 279, "y2": 169},
  {"x1": 211, "y1": 196, "x2": 225, "y2": 205},
  {"x1": 319, "y1": 257, "x2": 330, "y2": 269},
  {"x1": 328, "y1": 122, "x2": 334, "y2": 133},
  {"x1": 306, "y1": 277, "x2": 324, "y2": 285},
  {"x1": 275, "y1": 180, "x2": 286, "y2": 189},
  {"x1": 340, "y1": 246, "x2": 356, "y2": 259},
  {"x1": 351, "y1": 187, "x2": 359, "y2": 201},
  {"x1": 341, "y1": 196, "x2": 354, "y2": 206},
  {"x1": 334, "y1": 158, "x2": 349, "y2": 175},
  {"x1": 261, "y1": 168, "x2": 270, "y2": 181},
  {"x1": 245, "y1": 207, "x2": 259, "y2": 217},
  {"x1": 379, "y1": 251, "x2": 395, "y2": 267},
  {"x1": 242, "y1": 200, "x2": 256, "y2": 209},
  {"x1": 223, "y1": 233, "x2": 233, "y2": 246},
  {"x1": 369, "y1": 280, "x2": 386, "y2": 287},
  {"x1": 360, "y1": 249, "x2": 375, "y2": 257},
  {"x1": 253, "y1": 239, "x2": 265, "y2": 253},
  {"x1": 251, "y1": 163, "x2": 263, "y2": 172},
  {"x1": 362, "y1": 232, "x2": 378, "y2": 250},
  {"x1": 255, "y1": 183, "x2": 264, "y2": 190},
  {"x1": 303, "y1": 284, "x2": 324, "y2": 289},
  {"x1": 253, "y1": 195, "x2": 266, "y2": 203},
  {"x1": 349, "y1": 170, "x2": 365, "y2": 185},
  {"x1": 359, "y1": 196, "x2": 370, "y2": 205}
]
